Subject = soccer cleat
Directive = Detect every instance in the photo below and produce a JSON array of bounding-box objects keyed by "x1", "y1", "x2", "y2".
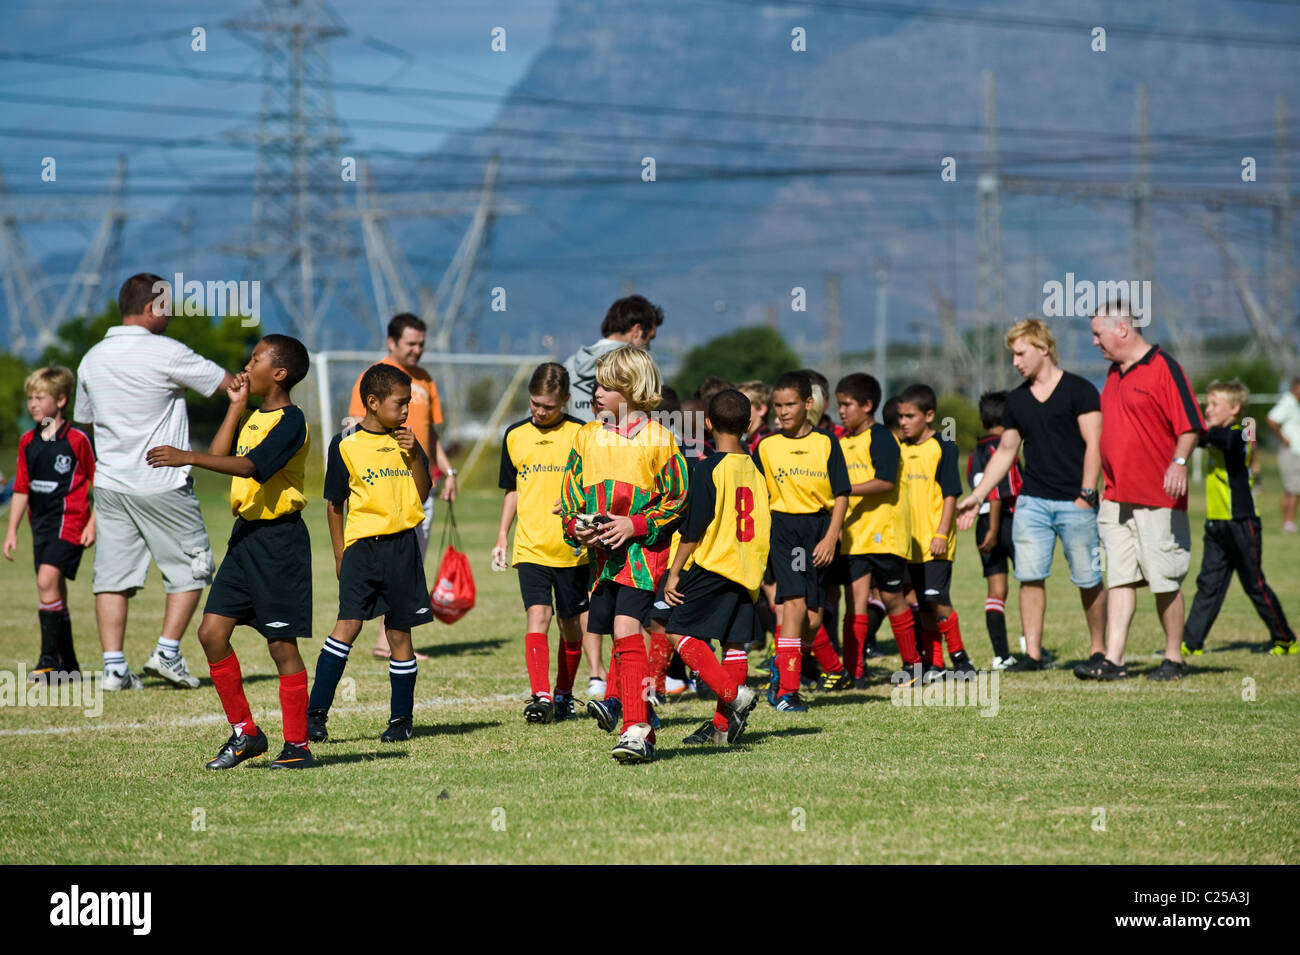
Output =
[
  {"x1": 380, "y1": 716, "x2": 413, "y2": 742},
  {"x1": 921, "y1": 665, "x2": 947, "y2": 684},
  {"x1": 143, "y1": 649, "x2": 201, "y2": 689},
  {"x1": 269, "y1": 742, "x2": 315, "y2": 769},
  {"x1": 664, "y1": 676, "x2": 688, "y2": 696},
  {"x1": 29, "y1": 656, "x2": 59, "y2": 682},
  {"x1": 1073, "y1": 657, "x2": 1129, "y2": 681},
  {"x1": 524, "y1": 695, "x2": 556, "y2": 724},
  {"x1": 891, "y1": 665, "x2": 921, "y2": 687},
  {"x1": 1181, "y1": 642, "x2": 1204, "y2": 657},
  {"x1": 587, "y1": 696, "x2": 622, "y2": 733},
  {"x1": 852, "y1": 675, "x2": 872, "y2": 690},
  {"x1": 1268, "y1": 639, "x2": 1298, "y2": 656},
  {"x1": 990, "y1": 655, "x2": 1016, "y2": 670},
  {"x1": 1006, "y1": 655, "x2": 1044, "y2": 672},
  {"x1": 765, "y1": 668, "x2": 781, "y2": 706},
  {"x1": 756, "y1": 656, "x2": 775, "y2": 677},
  {"x1": 307, "y1": 708, "x2": 329, "y2": 742},
  {"x1": 682, "y1": 721, "x2": 728, "y2": 745},
  {"x1": 950, "y1": 650, "x2": 976, "y2": 674},
  {"x1": 102, "y1": 668, "x2": 143, "y2": 691},
  {"x1": 587, "y1": 677, "x2": 607, "y2": 698},
  {"x1": 771, "y1": 691, "x2": 808, "y2": 712},
  {"x1": 1146, "y1": 658, "x2": 1188, "y2": 681},
  {"x1": 864, "y1": 644, "x2": 886, "y2": 659},
  {"x1": 815, "y1": 670, "x2": 853, "y2": 692},
  {"x1": 611, "y1": 723, "x2": 655, "y2": 764},
  {"x1": 553, "y1": 692, "x2": 575, "y2": 721},
  {"x1": 205, "y1": 727, "x2": 268, "y2": 770}
]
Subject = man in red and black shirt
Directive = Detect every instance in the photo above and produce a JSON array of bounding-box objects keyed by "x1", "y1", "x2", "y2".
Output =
[
  {"x1": 1083, "y1": 302, "x2": 1205, "y2": 682},
  {"x1": 3, "y1": 367, "x2": 96, "y2": 680}
]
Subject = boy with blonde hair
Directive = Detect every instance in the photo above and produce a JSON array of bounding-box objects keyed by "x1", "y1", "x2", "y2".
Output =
[{"x1": 4, "y1": 366, "x2": 95, "y2": 682}]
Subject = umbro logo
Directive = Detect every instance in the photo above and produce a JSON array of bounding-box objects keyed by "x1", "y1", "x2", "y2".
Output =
[
  {"x1": 377, "y1": 446, "x2": 396, "y2": 452},
  {"x1": 790, "y1": 450, "x2": 808, "y2": 455},
  {"x1": 265, "y1": 621, "x2": 289, "y2": 628},
  {"x1": 415, "y1": 607, "x2": 429, "y2": 614},
  {"x1": 247, "y1": 424, "x2": 260, "y2": 431},
  {"x1": 536, "y1": 439, "x2": 553, "y2": 446}
]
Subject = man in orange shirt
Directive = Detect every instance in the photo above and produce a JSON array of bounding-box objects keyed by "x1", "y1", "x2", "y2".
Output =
[{"x1": 346, "y1": 313, "x2": 457, "y2": 658}]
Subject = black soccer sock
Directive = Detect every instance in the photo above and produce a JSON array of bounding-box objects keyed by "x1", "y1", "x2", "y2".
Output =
[
  {"x1": 37, "y1": 610, "x2": 62, "y2": 666},
  {"x1": 55, "y1": 611, "x2": 78, "y2": 671},
  {"x1": 389, "y1": 658, "x2": 417, "y2": 721},
  {"x1": 865, "y1": 601, "x2": 886, "y2": 648},
  {"x1": 985, "y1": 599, "x2": 1010, "y2": 659},
  {"x1": 308, "y1": 637, "x2": 351, "y2": 713}
]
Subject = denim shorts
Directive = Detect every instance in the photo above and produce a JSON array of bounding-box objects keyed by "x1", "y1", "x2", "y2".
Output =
[{"x1": 1011, "y1": 494, "x2": 1102, "y2": 588}]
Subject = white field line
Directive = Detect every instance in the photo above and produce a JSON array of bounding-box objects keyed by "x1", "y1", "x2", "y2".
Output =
[{"x1": 0, "y1": 692, "x2": 521, "y2": 737}]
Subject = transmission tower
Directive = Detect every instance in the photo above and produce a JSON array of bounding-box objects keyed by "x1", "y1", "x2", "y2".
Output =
[{"x1": 225, "y1": 0, "x2": 354, "y2": 349}]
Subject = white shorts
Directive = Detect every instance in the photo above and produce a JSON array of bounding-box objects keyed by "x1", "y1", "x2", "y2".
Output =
[
  {"x1": 1098, "y1": 500, "x2": 1191, "y2": 594},
  {"x1": 93, "y1": 480, "x2": 215, "y2": 594},
  {"x1": 1279, "y1": 450, "x2": 1300, "y2": 495}
]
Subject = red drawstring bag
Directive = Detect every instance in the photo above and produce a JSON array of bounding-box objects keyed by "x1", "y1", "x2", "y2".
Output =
[{"x1": 430, "y1": 503, "x2": 475, "y2": 624}]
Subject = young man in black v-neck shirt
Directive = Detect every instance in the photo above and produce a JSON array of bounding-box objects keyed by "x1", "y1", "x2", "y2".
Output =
[{"x1": 957, "y1": 319, "x2": 1106, "y2": 670}]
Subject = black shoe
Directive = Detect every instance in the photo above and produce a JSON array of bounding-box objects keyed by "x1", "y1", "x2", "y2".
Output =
[
  {"x1": 682, "y1": 720, "x2": 727, "y2": 745},
  {"x1": 553, "y1": 692, "x2": 575, "y2": 721},
  {"x1": 269, "y1": 742, "x2": 315, "y2": 769},
  {"x1": 864, "y1": 644, "x2": 886, "y2": 659},
  {"x1": 306, "y1": 708, "x2": 329, "y2": 743},
  {"x1": 951, "y1": 650, "x2": 976, "y2": 674},
  {"x1": 1073, "y1": 657, "x2": 1129, "y2": 681},
  {"x1": 1007, "y1": 655, "x2": 1045, "y2": 672},
  {"x1": 852, "y1": 675, "x2": 872, "y2": 690},
  {"x1": 29, "y1": 655, "x2": 59, "y2": 682},
  {"x1": 1146, "y1": 658, "x2": 1188, "y2": 681},
  {"x1": 380, "y1": 716, "x2": 413, "y2": 742},
  {"x1": 524, "y1": 695, "x2": 556, "y2": 724},
  {"x1": 205, "y1": 728, "x2": 269, "y2": 770},
  {"x1": 587, "y1": 697, "x2": 622, "y2": 733}
]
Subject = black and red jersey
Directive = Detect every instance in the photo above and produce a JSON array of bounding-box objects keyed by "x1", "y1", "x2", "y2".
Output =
[
  {"x1": 967, "y1": 432, "x2": 1022, "y2": 513},
  {"x1": 13, "y1": 422, "x2": 94, "y2": 545}
]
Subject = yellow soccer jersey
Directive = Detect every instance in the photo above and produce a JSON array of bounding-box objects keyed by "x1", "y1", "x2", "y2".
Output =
[
  {"x1": 902, "y1": 434, "x2": 962, "y2": 562},
  {"x1": 753, "y1": 428, "x2": 850, "y2": 515},
  {"x1": 499, "y1": 414, "x2": 585, "y2": 568},
  {"x1": 840, "y1": 423, "x2": 909, "y2": 557},
  {"x1": 230, "y1": 405, "x2": 309, "y2": 521},
  {"x1": 680, "y1": 451, "x2": 771, "y2": 596},
  {"x1": 323, "y1": 426, "x2": 428, "y2": 550}
]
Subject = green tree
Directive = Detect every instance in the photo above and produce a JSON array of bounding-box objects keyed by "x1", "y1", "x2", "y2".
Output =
[
  {"x1": 673, "y1": 326, "x2": 801, "y2": 396},
  {"x1": 38, "y1": 304, "x2": 260, "y2": 440},
  {"x1": 0, "y1": 352, "x2": 30, "y2": 448},
  {"x1": 936, "y1": 392, "x2": 981, "y2": 454}
]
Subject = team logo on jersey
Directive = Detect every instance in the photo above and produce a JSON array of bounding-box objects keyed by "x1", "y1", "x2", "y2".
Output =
[
  {"x1": 790, "y1": 450, "x2": 808, "y2": 455},
  {"x1": 535, "y1": 439, "x2": 553, "y2": 446},
  {"x1": 247, "y1": 424, "x2": 260, "y2": 431},
  {"x1": 53, "y1": 454, "x2": 72, "y2": 474}
]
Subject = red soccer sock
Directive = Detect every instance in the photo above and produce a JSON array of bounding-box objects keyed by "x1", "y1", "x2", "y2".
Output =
[
  {"x1": 279, "y1": 669, "x2": 308, "y2": 747},
  {"x1": 776, "y1": 631, "x2": 802, "y2": 696},
  {"x1": 714, "y1": 648, "x2": 748, "y2": 730},
  {"x1": 614, "y1": 635, "x2": 649, "y2": 730},
  {"x1": 811, "y1": 624, "x2": 843, "y2": 674},
  {"x1": 889, "y1": 611, "x2": 919, "y2": 665},
  {"x1": 556, "y1": 639, "x2": 582, "y2": 694},
  {"x1": 605, "y1": 647, "x2": 619, "y2": 700},
  {"x1": 649, "y1": 630, "x2": 672, "y2": 696},
  {"x1": 842, "y1": 614, "x2": 867, "y2": 680},
  {"x1": 677, "y1": 636, "x2": 737, "y2": 703},
  {"x1": 927, "y1": 630, "x2": 945, "y2": 667},
  {"x1": 524, "y1": 632, "x2": 551, "y2": 698},
  {"x1": 209, "y1": 652, "x2": 256, "y2": 736},
  {"x1": 938, "y1": 611, "x2": 965, "y2": 655}
]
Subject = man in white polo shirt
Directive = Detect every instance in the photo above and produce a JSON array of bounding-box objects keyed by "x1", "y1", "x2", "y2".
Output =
[
  {"x1": 75, "y1": 273, "x2": 235, "y2": 690},
  {"x1": 1267, "y1": 376, "x2": 1300, "y2": 533}
]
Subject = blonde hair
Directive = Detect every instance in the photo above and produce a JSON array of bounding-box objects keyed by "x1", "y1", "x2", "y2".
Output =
[
  {"x1": 595, "y1": 345, "x2": 662, "y2": 412},
  {"x1": 1207, "y1": 378, "x2": 1249, "y2": 411},
  {"x1": 25, "y1": 366, "x2": 75, "y2": 403},
  {"x1": 808, "y1": 382, "x2": 828, "y2": 422},
  {"x1": 737, "y1": 379, "x2": 772, "y2": 410},
  {"x1": 1005, "y1": 318, "x2": 1059, "y2": 366}
]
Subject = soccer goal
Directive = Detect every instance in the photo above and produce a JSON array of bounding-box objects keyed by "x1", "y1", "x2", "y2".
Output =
[{"x1": 304, "y1": 351, "x2": 552, "y2": 484}]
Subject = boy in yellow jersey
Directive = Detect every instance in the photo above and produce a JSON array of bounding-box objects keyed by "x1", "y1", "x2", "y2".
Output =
[
  {"x1": 309, "y1": 363, "x2": 433, "y2": 744},
  {"x1": 754, "y1": 371, "x2": 850, "y2": 712},
  {"x1": 663, "y1": 389, "x2": 767, "y2": 745},
  {"x1": 1183, "y1": 380, "x2": 1295, "y2": 656},
  {"x1": 561, "y1": 345, "x2": 688, "y2": 764},
  {"x1": 145, "y1": 335, "x2": 315, "y2": 769},
  {"x1": 897, "y1": 383, "x2": 971, "y2": 683},
  {"x1": 833, "y1": 373, "x2": 917, "y2": 688},
  {"x1": 493, "y1": 362, "x2": 589, "y2": 723}
]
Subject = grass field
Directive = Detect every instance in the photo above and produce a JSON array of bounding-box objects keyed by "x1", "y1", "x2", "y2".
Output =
[{"x1": 2, "y1": 460, "x2": 1298, "y2": 865}]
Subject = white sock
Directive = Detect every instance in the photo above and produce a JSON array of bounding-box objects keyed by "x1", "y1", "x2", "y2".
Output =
[
  {"x1": 155, "y1": 636, "x2": 181, "y2": 658},
  {"x1": 104, "y1": 651, "x2": 127, "y2": 677}
]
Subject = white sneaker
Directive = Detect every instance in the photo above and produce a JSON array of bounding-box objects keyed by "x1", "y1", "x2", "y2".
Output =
[
  {"x1": 664, "y1": 675, "x2": 687, "y2": 695},
  {"x1": 587, "y1": 677, "x2": 607, "y2": 697},
  {"x1": 991, "y1": 655, "x2": 1016, "y2": 671},
  {"x1": 143, "y1": 649, "x2": 200, "y2": 689},
  {"x1": 102, "y1": 668, "x2": 143, "y2": 691},
  {"x1": 1283, "y1": 521, "x2": 1298, "y2": 534}
]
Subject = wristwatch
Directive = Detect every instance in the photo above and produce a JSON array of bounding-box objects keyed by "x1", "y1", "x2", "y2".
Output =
[
  {"x1": 1079, "y1": 488, "x2": 1099, "y2": 508},
  {"x1": 446, "y1": 468, "x2": 458, "y2": 477},
  {"x1": 1171, "y1": 456, "x2": 1187, "y2": 467}
]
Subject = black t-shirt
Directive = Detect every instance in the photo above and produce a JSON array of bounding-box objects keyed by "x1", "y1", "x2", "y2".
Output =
[{"x1": 1000, "y1": 370, "x2": 1100, "y2": 501}]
